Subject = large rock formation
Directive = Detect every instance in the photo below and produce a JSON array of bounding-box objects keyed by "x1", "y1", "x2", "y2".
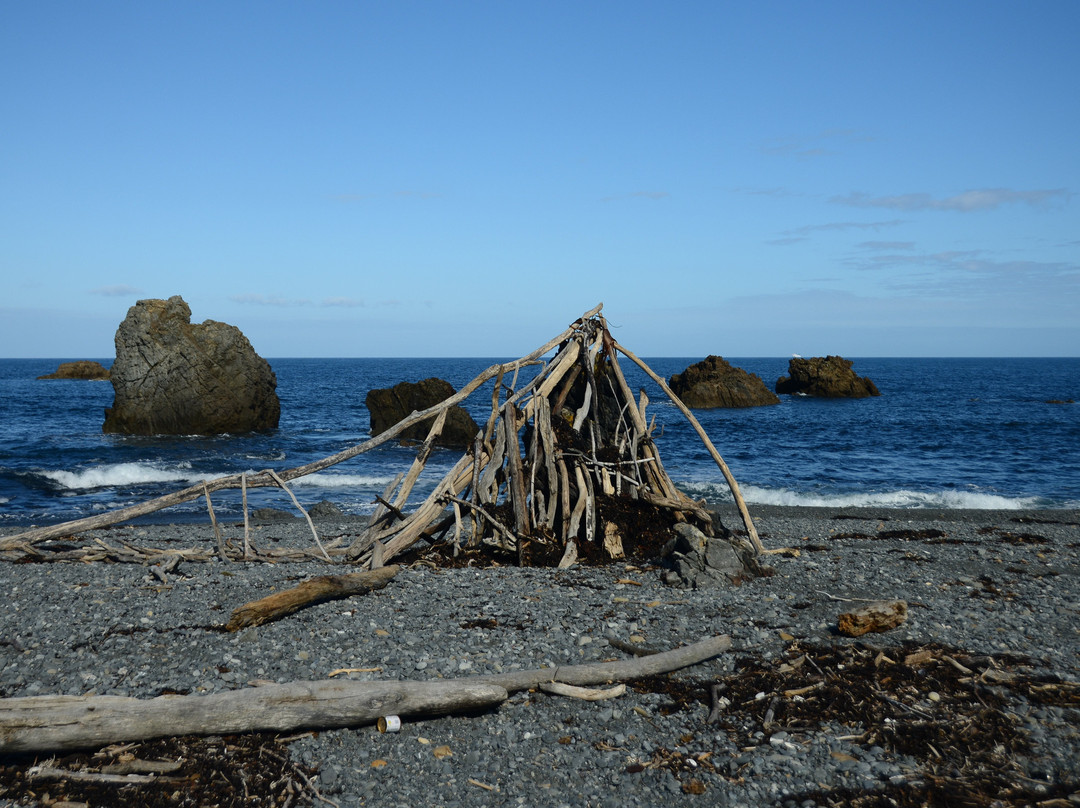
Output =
[
  {"x1": 366, "y1": 378, "x2": 479, "y2": 449},
  {"x1": 37, "y1": 360, "x2": 111, "y2": 380},
  {"x1": 775, "y1": 355, "x2": 880, "y2": 398},
  {"x1": 103, "y1": 296, "x2": 280, "y2": 435},
  {"x1": 668, "y1": 355, "x2": 779, "y2": 408}
]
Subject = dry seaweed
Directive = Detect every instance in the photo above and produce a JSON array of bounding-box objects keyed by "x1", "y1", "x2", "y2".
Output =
[
  {"x1": 0, "y1": 733, "x2": 325, "y2": 808},
  {"x1": 625, "y1": 641, "x2": 1080, "y2": 803}
]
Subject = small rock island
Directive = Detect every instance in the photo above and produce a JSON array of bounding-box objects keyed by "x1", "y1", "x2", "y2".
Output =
[{"x1": 103, "y1": 295, "x2": 280, "y2": 435}]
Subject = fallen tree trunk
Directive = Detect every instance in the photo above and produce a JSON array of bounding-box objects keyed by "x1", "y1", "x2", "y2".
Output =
[
  {"x1": 0, "y1": 680, "x2": 509, "y2": 754},
  {"x1": 0, "y1": 634, "x2": 730, "y2": 754},
  {"x1": 225, "y1": 565, "x2": 400, "y2": 631}
]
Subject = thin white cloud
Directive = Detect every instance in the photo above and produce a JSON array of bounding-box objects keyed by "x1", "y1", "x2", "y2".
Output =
[
  {"x1": 850, "y1": 249, "x2": 1079, "y2": 298},
  {"x1": 231, "y1": 294, "x2": 313, "y2": 307},
  {"x1": 769, "y1": 219, "x2": 907, "y2": 245},
  {"x1": 90, "y1": 285, "x2": 142, "y2": 297},
  {"x1": 832, "y1": 188, "x2": 1069, "y2": 212},
  {"x1": 322, "y1": 297, "x2": 365, "y2": 308},
  {"x1": 330, "y1": 191, "x2": 441, "y2": 203},
  {"x1": 329, "y1": 193, "x2": 378, "y2": 203},
  {"x1": 393, "y1": 190, "x2": 442, "y2": 200},
  {"x1": 857, "y1": 241, "x2": 916, "y2": 251},
  {"x1": 601, "y1": 191, "x2": 670, "y2": 202}
]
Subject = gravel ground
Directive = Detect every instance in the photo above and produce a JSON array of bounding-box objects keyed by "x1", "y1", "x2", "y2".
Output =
[{"x1": 1, "y1": 505, "x2": 1079, "y2": 807}]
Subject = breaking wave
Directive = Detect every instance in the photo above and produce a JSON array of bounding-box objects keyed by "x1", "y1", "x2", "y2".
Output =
[
  {"x1": 37, "y1": 462, "x2": 210, "y2": 491},
  {"x1": 681, "y1": 482, "x2": 1047, "y2": 511}
]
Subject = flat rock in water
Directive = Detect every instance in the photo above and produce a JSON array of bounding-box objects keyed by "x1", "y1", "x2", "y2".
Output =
[{"x1": 37, "y1": 360, "x2": 111, "y2": 380}]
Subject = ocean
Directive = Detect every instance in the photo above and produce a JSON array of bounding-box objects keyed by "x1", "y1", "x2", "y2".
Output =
[{"x1": 1, "y1": 356, "x2": 1077, "y2": 528}]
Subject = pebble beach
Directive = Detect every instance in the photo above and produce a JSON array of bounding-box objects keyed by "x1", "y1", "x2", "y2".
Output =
[{"x1": 2, "y1": 504, "x2": 1079, "y2": 807}]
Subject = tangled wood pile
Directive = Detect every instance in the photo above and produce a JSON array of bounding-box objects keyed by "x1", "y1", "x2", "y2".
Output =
[{"x1": 0, "y1": 303, "x2": 761, "y2": 566}]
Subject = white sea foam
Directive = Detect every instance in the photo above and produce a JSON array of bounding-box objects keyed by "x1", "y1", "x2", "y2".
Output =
[
  {"x1": 289, "y1": 472, "x2": 400, "y2": 489},
  {"x1": 39, "y1": 462, "x2": 210, "y2": 491},
  {"x1": 681, "y1": 482, "x2": 1042, "y2": 510}
]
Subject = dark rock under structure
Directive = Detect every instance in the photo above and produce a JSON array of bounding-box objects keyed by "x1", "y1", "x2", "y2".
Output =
[
  {"x1": 37, "y1": 360, "x2": 111, "y2": 380},
  {"x1": 775, "y1": 355, "x2": 880, "y2": 398},
  {"x1": 668, "y1": 355, "x2": 780, "y2": 408},
  {"x1": 365, "y1": 378, "x2": 479, "y2": 449},
  {"x1": 103, "y1": 295, "x2": 280, "y2": 435}
]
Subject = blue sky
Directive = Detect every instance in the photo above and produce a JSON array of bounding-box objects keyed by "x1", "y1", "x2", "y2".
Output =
[{"x1": 2, "y1": 1, "x2": 1077, "y2": 358}]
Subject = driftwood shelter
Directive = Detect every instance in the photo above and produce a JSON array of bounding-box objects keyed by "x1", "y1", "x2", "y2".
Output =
[{"x1": 0, "y1": 303, "x2": 762, "y2": 566}]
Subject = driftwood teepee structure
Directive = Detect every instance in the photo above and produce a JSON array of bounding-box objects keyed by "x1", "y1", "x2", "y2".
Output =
[{"x1": 0, "y1": 304, "x2": 761, "y2": 564}]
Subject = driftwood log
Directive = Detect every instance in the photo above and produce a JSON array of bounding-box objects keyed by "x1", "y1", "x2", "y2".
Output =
[
  {"x1": 225, "y1": 565, "x2": 400, "y2": 631},
  {"x1": 0, "y1": 635, "x2": 730, "y2": 753}
]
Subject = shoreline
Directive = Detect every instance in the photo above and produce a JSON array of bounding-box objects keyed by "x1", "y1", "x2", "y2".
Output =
[
  {"x1": 3, "y1": 502, "x2": 1078, "y2": 537},
  {"x1": 2, "y1": 505, "x2": 1078, "y2": 805}
]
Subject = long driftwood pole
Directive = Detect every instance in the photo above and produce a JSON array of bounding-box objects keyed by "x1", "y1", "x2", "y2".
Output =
[
  {"x1": 0, "y1": 634, "x2": 730, "y2": 754},
  {"x1": 477, "y1": 633, "x2": 731, "y2": 693},
  {"x1": 610, "y1": 338, "x2": 764, "y2": 554}
]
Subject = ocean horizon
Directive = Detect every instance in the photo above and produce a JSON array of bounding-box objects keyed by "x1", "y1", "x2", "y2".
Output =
[{"x1": 2, "y1": 355, "x2": 1078, "y2": 528}]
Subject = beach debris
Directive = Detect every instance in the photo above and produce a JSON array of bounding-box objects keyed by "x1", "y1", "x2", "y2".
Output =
[
  {"x1": 538, "y1": 682, "x2": 627, "y2": 701},
  {"x1": 225, "y1": 565, "x2": 400, "y2": 631},
  {"x1": 0, "y1": 634, "x2": 730, "y2": 754},
  {"x1": 628, "y1": 640, "x2": 1080, "y2": 804},
  {"x1": 0, "y1": 304, "x2": 763, "y2": 568},
  {"x1": 836, "y1": 599, "x2": 909, "y2": 636},
  {"x1": 0, "y1": 732, "x2": 326, "y2": 807}
]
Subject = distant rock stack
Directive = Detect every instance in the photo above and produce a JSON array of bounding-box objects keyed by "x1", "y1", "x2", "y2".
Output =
[
  {"x1": 365, "y1": 378, "x2": 479, "y2": 449},
  {"x1": 103, "y1": 296, "x2": 280, "y2": 435},
  {"x1": 775, "y1": 355, "x2": 880, "y2": 398},
  {"x1": 37, "y1": 360, "x2": 111, "y2": 380},
  {"x1": 668, "y1": 356, "x2": 779, "y2": 408}
]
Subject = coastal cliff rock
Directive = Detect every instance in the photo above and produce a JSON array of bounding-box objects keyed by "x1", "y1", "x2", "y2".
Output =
[
  {"x1": 668, "y1": 356, "x2": 779, "y2": 408},
  {"x1": 366, "y1": 378, "x2": 479, "y2": 449},
  {"x1": 103, "y1": 296, "x2": 280, "y2": 435},
  {"x1": 775, "y1": 355, "x2": 880, "y2": 398},
  {"x1": 37, "y1": 360, "x2": 111, "y2": 380}
]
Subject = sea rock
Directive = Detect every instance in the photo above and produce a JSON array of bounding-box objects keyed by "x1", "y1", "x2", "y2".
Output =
[
  {"x1": 668, "y1": 356, "x2": 779, "y2": 408},
  {"x1": 365, "y1": 378, "x2": 479, "y2": 449},
  {"x1": 660, "y1": 523, "x2": 760, "y2": 588},
  {"x1": 37, "y1": 360, "x2": 111, "y2": 380},
  {"x1": 775, "y1": 355, "x2": 880, "y2": 398},
  {"x1": 103, "y1": 296, "x2": 280, "y2": 435},
  {"x1": 308, "y1": 500, "x2": 344, "y2": 519}
]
